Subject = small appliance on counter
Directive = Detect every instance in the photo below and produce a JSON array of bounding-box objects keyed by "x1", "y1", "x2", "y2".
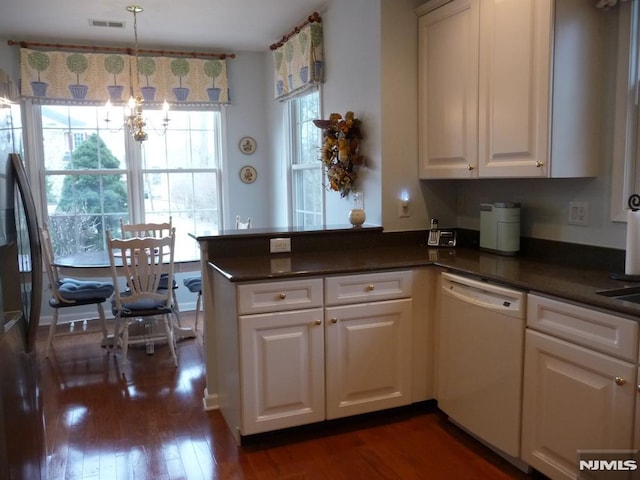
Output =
[
  {"x1": 427, "y1": 218, "x2": 457, "y2": 247},
  {"x1": 480, "y1": 202, "x2": 521, "y2": 255}
]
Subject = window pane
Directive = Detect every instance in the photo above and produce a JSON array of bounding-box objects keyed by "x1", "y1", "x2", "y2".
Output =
[
  {"x1": 141, "y1": 110, "x2": 222, "y2": 259},
  {"x1": 291, "y1": 90, "x2": 323, "y2": 227},
  {"x1": 294, "y1": 91, "x2": 321, "y2": 166},
  {"x1": 41, "y1": 105, "x2": 128, "y2": 254},
  {"x1": 38, "y1": 105, "x2": 222, "y2": 259},
  {"x1": 293, "y1": 168, "x2": 323, "y2": 226},
  {"x1": 142, "y1": 110, "x2": 217, "y2": 170}
]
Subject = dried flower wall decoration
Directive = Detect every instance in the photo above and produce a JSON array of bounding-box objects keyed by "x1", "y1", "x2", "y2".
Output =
[{"x1": 313, "y1": 111, "x2": 364, "y2": 198}]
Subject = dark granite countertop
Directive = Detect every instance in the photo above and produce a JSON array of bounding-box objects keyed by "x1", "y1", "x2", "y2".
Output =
[{"x1": 207, "y1": 244, "x2": 640, "y2": 319}]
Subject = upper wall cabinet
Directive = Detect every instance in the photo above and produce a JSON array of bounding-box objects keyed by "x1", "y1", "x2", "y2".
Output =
[
  {"x1": 418, "y1": 0, "x2": 605, "y2": 179},
  {"x1": 418, "y1": 0, "x2": 479, "y2": 179}
]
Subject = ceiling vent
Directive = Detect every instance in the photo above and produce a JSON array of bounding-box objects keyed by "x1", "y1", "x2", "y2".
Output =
[{"x1": 89, "y1": 19, "x2": 125, "y2": 29}]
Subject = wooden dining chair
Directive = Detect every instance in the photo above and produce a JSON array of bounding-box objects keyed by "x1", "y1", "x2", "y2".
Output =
[
  {"x1": 182, "y1": 276, "x2": 202, "y2": 331},
  {"x1": 40, "y1": 225, "x2": 114, "y2": 357},
  {"x1": 235, "y1": 215, "x2": 251, "y2": 229},
  {"x1": 119, "y1": 217, "x2": 181, "y2": 324},
  {"x1": 106, "y1": 228, "x2": 178, "y2": 366}
]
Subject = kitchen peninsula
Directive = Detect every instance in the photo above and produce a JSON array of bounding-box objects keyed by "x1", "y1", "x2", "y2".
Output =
[{"x1": 194, "y1": 226, "x2": 640, "y2": 448}]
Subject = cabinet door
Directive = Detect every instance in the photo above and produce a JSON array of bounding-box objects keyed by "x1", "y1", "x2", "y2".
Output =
[
  {"x1": 478, "y1": 0, "x2": 552, "y2": 177},
  {"x1": 325, "y1": 299, "x2": 412, "y2": 419},
  {"x1": 418, "y1": 0, "x2": 479, "y2": 179},
  {"x1": 239, "y1": 308, "x2": 325, "y2": 435},
  {"x1": 522, "y1": 330, "x2": 635, "y2": 480}
]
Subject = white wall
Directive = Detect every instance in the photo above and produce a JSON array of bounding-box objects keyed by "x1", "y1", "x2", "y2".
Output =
[
  {"x1": 223, "y1": 52, "x2": 272, "y2": 229},
  {"x1": 320, "y1": 0, "x2": 383, "y2": 225},
  {"x1": 380, "y1": 0, "x2": 428, "y2": 232},
  {"x1": 264, "y1": 52, "x2": 290, "y2": 228}
]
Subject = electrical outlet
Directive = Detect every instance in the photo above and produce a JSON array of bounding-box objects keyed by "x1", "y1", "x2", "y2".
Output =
[
  {"x1": 270, "y1": 237, "x2": 291, "y2": 253},
  {"x1": 568, "y1": 202, "x2": 588, "y2": 226}
]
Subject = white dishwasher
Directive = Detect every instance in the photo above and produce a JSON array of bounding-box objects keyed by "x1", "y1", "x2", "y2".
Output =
[{"x1": 437, "y1": 272, "x2": 527, "y2": 467}]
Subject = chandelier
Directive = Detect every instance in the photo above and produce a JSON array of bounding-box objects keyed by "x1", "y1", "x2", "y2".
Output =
[{"x1": 104, "y1": 5, "x2": 169, "y2": 142}]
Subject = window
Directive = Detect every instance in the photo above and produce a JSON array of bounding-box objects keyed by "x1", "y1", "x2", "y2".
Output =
[
  {"x1": 289, "y1": 89, "x2": 324, "y2": 227},
  {"x1": 611, "y1": 0, "x2": 640, "y2": 221},
  {"x1": 36, "y1": 103, "x2": 222, "y2": 259}
]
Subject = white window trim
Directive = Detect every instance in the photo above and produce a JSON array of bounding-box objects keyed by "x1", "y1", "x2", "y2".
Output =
[{"x1": 611, "y1": 0, "x2": 640, "y2": 221}]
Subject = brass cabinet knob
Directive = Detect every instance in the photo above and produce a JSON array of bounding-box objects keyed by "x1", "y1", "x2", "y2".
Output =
[
  {"x1": 331, "y1": 317, "x2": 338, "y2": 324},
  {"x1": 279, "y1": 292, "x2": 286, "y2": 300},
  {"x1": 615, "y1": 376, "x2": 626, "y2": 386},
  {"x1": 467, "y1": 164, "x2": 474, "y2": 171},
  {"x1": 535, "y1": 161, "x2": 543, "y2": 168},
  {"x1": 314, "y1": 320, "x2": 322, "y2": 326},
  {"x1": 367, "y1": 284, "x2": 375, "y2": 291}
]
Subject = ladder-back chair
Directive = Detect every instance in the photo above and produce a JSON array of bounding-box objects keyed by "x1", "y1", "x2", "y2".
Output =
[
  {"x1": 119, "y1": 217, "x2": 181, "y2": 323},
  {"x1": 40, "y1": 225, "x2": 114, "y2": 357},
  {"x1": 106, "y1": 228, "x2": 178, "y2": 366},
  {"x1": 235, "y1": 215, "x2": 252, "y2": 229}
]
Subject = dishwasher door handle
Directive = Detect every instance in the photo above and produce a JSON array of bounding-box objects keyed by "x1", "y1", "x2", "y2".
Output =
[
  {"x1": 441, "y1": 274, "x2": 525, "y2": 317},
  {"x1": 441, "y1": 285, "x2": 515, "y2": 312}
]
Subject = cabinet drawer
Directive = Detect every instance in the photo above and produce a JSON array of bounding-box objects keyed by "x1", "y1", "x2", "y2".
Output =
[
  {"x1": 238, "y1": 278, "x2": 323, "y2": 315},
  {"x1": 325, "y1": 270, "x2": 413, "y2": 306},
  {"x1": 527, "y1": 293, "x2": 638, "y2": 362}
]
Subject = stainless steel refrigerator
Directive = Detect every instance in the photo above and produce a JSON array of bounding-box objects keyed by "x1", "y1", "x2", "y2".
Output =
[{"x1": 0, "y1": 149, "x2": 46, "y2": 478}]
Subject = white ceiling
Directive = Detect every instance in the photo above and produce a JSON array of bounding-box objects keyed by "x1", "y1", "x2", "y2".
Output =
[{"x1": 1, "y1": 0, "x2": 329, "y2": 53}]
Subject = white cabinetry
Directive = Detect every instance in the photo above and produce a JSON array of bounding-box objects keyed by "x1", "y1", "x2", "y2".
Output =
[
  {"x1": 418, "y1": 0, "x2": 603, "y2": 179},
  {"x1": 324, "y1": 271, "x2": 413, "y2": 419},
  {"x1": 418, "y1": 0, "x2": 479, "y2": 178},
  {"x1": 522, "y1": 294, "x2": 638, "y2": 480},
  {"x1": 217, "y1": 270, "x2": 416, "y2": 443},
  {"x1": 238, "y1": 279, "x2": 324, "y2": 436}
]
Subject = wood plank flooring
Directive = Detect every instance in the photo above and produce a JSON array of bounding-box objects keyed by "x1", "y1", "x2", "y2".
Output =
[{"x1": 37, "y1": 313, "x2": 545, "y2": 480}]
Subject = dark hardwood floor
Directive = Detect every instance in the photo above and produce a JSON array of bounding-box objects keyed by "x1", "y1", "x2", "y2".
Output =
[{"x1": 37, "y1": 312, "x2": 543, "y2": 480}]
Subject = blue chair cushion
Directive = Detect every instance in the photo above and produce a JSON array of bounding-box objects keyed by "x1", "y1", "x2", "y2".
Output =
[
  {"x1": 183, "y1": 276, "x2": 202, "y2": 293},
  {"x1": 58, "y1": 278, "x2": 114, "y2": 301},
  {"x1": 157, "y1": 273, "x2": 178, "y2": 290},
  {"x1": 111, "y1": 294, "x2": 172, "y2": 317}
]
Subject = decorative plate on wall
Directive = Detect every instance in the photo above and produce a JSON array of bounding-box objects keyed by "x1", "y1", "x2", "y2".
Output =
[
  {"x1": 239, "y1": 136, "x2": 257, "y2": 155},
  {"x1": 240, "y1": 165, "x2": 257, "y2": 184}
]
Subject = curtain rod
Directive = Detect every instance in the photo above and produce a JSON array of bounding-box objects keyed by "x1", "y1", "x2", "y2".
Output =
[
  {"x1": 270, "y1": 11, "x2": 321, "y2": 51},
  {"x1": 7, "y1": 39, "x2": 235, "y2": 60}
]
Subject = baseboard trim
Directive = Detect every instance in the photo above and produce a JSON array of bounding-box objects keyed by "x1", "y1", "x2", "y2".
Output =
[{"x1": 203, "y1": 388, "x2": 219, "y2": 410}]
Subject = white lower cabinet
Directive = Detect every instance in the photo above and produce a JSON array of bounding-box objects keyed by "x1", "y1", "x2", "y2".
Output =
[
  {"x1": 239, "y1": 308, "x2": 325, "y2": 435},
  {"x1": 522, "y1": 294, "x2": 638, "y2": 480},
  {"x1": 325, "y1": 299, "x2": 413, "y2": 419},
  {"x1": 232, "y1": 270, "x2": 414, "y2": 439}
]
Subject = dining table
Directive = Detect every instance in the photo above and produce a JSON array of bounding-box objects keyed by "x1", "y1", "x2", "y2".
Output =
[{"x1": 53, "y1": 250, "x2": 198, "y2": 344}]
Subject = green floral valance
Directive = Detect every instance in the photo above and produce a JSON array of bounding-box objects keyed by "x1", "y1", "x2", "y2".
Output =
[
  {"x1": 272, "y1": 19, "x2": 324, "y2": 101},
  {"x1": 20, "y1": 48, "x2": 229, "y2": 105}
]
